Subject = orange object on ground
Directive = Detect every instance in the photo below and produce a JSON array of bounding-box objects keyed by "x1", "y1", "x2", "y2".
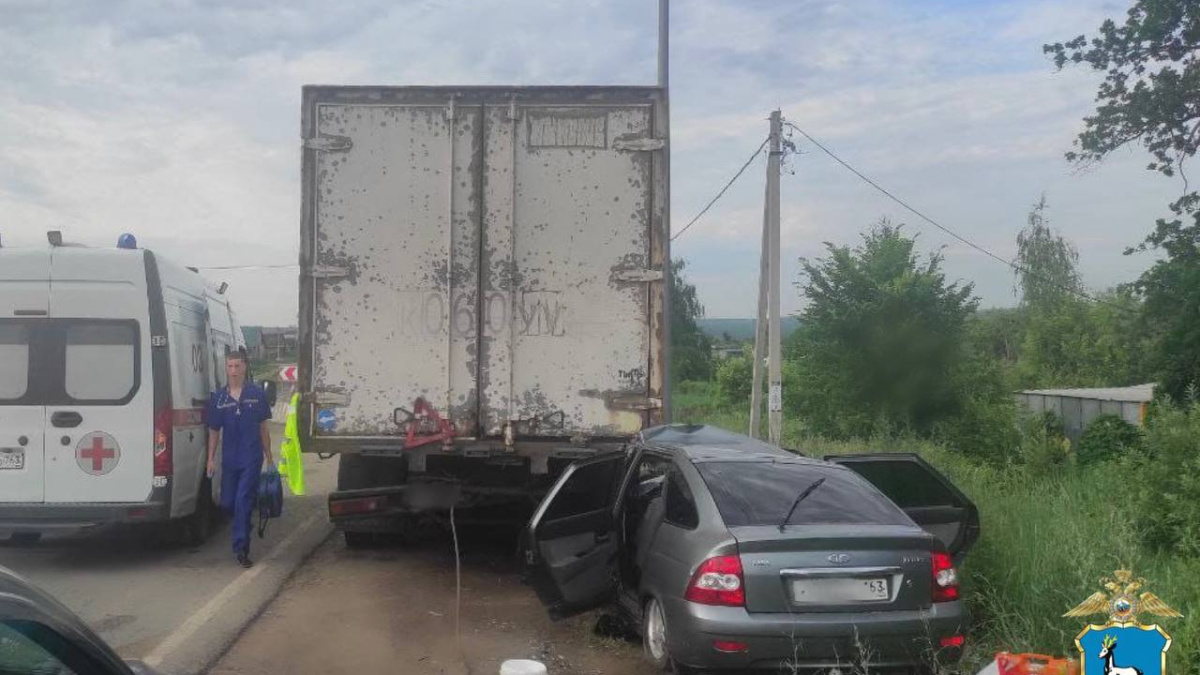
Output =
[{"x1": 996, "y1": 652, "x2": 1079, "y2": 675}]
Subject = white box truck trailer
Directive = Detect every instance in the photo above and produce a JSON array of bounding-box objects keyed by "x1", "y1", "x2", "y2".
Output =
[{"x1": 298, "y1": 86, "x2": 670, "y2": 543}]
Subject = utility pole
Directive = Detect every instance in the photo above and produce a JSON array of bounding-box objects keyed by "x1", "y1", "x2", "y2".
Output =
[
  {"x1": 658, "y1": 0, "x2": 669, "y2": 89},
  {"x1": 658, "y1": 0, "x2": 673, "y2": 419},
  {"x1": 750, "y1": 110, "x2": 783, "y2": 443},
  {"x1": 766, "y1": 110, "x2": 782, "y2": 445},
  {"x1": 749, "y1": 177, "x2": 768, "y2": 438}
]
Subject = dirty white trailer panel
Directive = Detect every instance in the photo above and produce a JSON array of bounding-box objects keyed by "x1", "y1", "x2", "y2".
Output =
[{"x1": 299, "y1": 86, "x2": 668, "y2": 454}]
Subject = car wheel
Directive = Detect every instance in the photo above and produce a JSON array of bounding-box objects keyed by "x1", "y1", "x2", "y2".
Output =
[
  {"x1": 643, "y1": 597, "x2": 674, "y2": 671},
  {"x1": 179, "y1": 478, "x2": 215, "y2": 546}
]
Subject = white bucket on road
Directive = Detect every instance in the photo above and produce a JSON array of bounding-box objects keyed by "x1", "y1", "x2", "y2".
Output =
[{"x1": 500, "y1": 660, "x2": 548, "y2": 675}]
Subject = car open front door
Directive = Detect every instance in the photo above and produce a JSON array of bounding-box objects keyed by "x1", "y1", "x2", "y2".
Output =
[
  {"x1": 825, "y1": 453, "x2": 980, "y2": 563},
  {"x1": 523, "y1": 452, "x2": 625, "y2": 619}
]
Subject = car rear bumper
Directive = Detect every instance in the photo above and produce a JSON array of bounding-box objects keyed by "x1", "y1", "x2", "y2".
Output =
[
  {"x1": 0, "y1": 501, "x2": 173, "y2": 531},
  {"x1": 664, "y1": 597, "x2": 967, "y2": 671}
]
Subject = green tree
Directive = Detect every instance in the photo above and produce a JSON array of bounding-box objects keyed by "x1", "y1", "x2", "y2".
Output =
[
  {"x1": 1046, "y1": 0, "x2": 1200, "y2": 400},
  {"x1": 669, "y1": 258, "x2": 713, "y2": 383},
  {"x1": 969, "y1": 308, "x2": 1024, "y2": 366},
  {"x1": 1008, "y1": 198, "x2": 1156, "y2": 387},
  {"x1": 1014, "y1": 196, "x2": 1081, "y2": 314},
  {"x1": 788, "y1": 221, "x2": 985, "y2": 439}
]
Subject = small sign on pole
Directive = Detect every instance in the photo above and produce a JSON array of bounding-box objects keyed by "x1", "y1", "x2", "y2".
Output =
[{"x1": 278, "y1": 365, "x2": 298, "y2": 382}]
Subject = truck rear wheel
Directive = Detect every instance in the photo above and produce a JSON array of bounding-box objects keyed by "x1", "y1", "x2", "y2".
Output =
[{"x1": 343, "y1": 531, "x2": 378, "y2": 548}]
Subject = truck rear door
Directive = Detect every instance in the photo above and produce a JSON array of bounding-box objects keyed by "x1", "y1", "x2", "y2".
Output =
[
  {"x1": 478, "y1": 99, "x2": 660, "y2": 438},
  {"x1": 303, "y1": 88, "x2": 667, "y2": 442},
  {"x1": 0, "y1": 250, "x2": 50, "y2": 503}
]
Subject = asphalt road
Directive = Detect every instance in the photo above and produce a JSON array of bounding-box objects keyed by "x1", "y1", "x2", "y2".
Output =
[
  {"x1": 211, "y1": 525, "x2": 653, "y2": 675},
  {"x1": 0, "y1": 430, "x2": 337, "y2": 675}
]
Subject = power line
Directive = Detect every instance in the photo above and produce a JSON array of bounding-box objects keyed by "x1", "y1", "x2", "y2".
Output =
[
  {"x1": 781, "y1": 120, "x2": 1130, "y2": 312},
  {"x1": 671, "y1": 136, "x2": 770, "y2": 242}
]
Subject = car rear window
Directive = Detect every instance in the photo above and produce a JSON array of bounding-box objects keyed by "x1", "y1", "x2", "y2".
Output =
[
  {"x1": 0, "y1": 319, "x2": 140, "y2": 406},
  {"x1": 0, "y1": 324, "x2": 31, "y2": 401},
  {"x1": 696, "y1": 461, "x2": 913, "y2": 528},
  {"x1": 64, "y1": 323, "x2": 137, "y2": 402}
]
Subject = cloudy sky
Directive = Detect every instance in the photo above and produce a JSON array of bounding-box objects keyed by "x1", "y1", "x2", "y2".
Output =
[{"x1": 1, "y1": 0, "x2": 1182, "y2": 325}]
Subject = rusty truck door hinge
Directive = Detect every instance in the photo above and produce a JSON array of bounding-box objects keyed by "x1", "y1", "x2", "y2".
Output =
[
  {"x1": 303, "y1": 135, "x2": 353, "y2": 152},
  {"x1": 307, "y1": 265, "x2": 350, "y2": 280},
  {"x1": 611, "y1": 268, "x2": 664, "y2": 283},
  {"x1": 607, "y1": 395, "x2": 663, "y2": 411},
  {"x1": 302, "y1": 390, "x2": 351, "y2": 407},
  {"x1": 612, "y1": 137, "x2": 665, "y2": 152}
]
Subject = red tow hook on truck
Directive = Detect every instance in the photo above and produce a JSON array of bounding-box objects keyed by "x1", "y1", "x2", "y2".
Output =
[
  {"x1": 326, "y1": 398, "x2": 458, "y2": 522},
  {"x1": 397, "y1": 397, "x2": 456, "y2": 450}
]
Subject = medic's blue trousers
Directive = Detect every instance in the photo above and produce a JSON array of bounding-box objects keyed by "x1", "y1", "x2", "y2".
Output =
[{"x1": 221, "y1": 463, "x2": 262, "y2": 556}]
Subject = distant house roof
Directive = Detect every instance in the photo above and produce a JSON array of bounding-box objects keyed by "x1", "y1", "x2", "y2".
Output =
[
  {"x1": 242, "y1": 326, "x2": 263, "y2": 347},
  {"x1": 1016, "y1": 383, "x2": 1155, "y2": 403}
]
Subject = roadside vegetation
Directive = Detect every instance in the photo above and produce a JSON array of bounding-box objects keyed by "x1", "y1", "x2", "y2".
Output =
[{"x1": 669, "y1": 3, "x2": 1200, "y2": 671}]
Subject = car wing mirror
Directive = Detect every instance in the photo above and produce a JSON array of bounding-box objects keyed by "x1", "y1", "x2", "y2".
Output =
[{"x1": 263, "y1": 380, "x2": 278, "y2": 407}]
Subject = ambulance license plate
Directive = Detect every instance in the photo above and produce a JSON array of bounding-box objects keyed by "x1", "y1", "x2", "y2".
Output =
[{"x1": 0, "y1": 449, "x2": 24, "y2": 470}]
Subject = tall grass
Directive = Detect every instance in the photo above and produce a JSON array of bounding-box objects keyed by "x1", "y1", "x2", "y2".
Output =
[{"x1": 672, "y1": 381, "x2": 1199, "y2": 673}]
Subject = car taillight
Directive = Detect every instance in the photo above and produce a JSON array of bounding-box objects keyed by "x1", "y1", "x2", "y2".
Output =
[
  {"x1": 153, "y1": 406, "x2": 173, "y2": 478},
  {"x1": 931, "y1": 551, "x2": 959, "y2": 602},
  {"x1": 685, "y1": 555, "x2": 745, "y2": 607}
]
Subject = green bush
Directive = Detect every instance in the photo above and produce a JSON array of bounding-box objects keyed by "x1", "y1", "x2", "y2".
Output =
[
  {"x1": 715, "y1": 355, "x2": 753, "y2": 406},
  {"x1": 1076, "y1": 414, "x2": 1143, "y2": 465},
  {"x1": 1131, "y1": 401, "x2": 1200, "y2": 557},
  {"x1": 1016, "y1": 411, "x2": 1070, "y2": 472},
  {"x1": 931, "y1": 387, "x2": 1020, "y2": 464},
  {"x1": 671, "y1": 380, "x2": 724, "y2": 420}
]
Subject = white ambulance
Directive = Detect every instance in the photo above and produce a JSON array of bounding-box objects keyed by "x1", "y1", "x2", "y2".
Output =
[{"x1": 0, "y1": 233, "x2": 262, "y2": 544}]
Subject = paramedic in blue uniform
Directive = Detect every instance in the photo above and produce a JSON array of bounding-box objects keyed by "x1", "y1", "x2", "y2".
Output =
[{"x1": 206, "y1": 351, "x2": 273, "y2": 568}]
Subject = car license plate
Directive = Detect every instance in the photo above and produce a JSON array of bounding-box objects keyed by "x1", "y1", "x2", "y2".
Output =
[
  {"x1": 791, "y1": 577, "x2": 889, "y2": 603},
  {"x1": 0, "y1": 449, "x2": 25, "y2": 470}
]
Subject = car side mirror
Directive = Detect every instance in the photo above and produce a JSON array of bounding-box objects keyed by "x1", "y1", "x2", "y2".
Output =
[{"x1": 263, "y1": 381, "x2": 278, "y2": 407}]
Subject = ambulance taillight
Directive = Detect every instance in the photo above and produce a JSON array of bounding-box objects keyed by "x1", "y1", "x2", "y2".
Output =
[{"x1": 153, "y1": 406, "x2": 173, "y2": 478}]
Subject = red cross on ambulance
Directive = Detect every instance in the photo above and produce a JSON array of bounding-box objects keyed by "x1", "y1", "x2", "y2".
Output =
[{"x1": 76, "y1": 432, "x2": 121, "y2": 476}]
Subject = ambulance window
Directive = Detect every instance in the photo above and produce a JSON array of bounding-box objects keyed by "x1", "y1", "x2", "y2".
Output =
[
  {"x1": 64, "y1": 323, "x2": 138, "y2": 403},
  {"x1": 0, "y1": 323, "x2": 31, "y2": 401}
]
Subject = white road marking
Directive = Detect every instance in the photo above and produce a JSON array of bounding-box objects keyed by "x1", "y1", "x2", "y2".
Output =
[{"x1": 141, "y1": 512, "x2": 325, "y2": 668}]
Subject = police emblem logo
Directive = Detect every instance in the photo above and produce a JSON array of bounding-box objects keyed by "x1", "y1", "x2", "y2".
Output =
[{"x1": 1065, "y1": 570, "x2": 1182, "y2": 675}]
